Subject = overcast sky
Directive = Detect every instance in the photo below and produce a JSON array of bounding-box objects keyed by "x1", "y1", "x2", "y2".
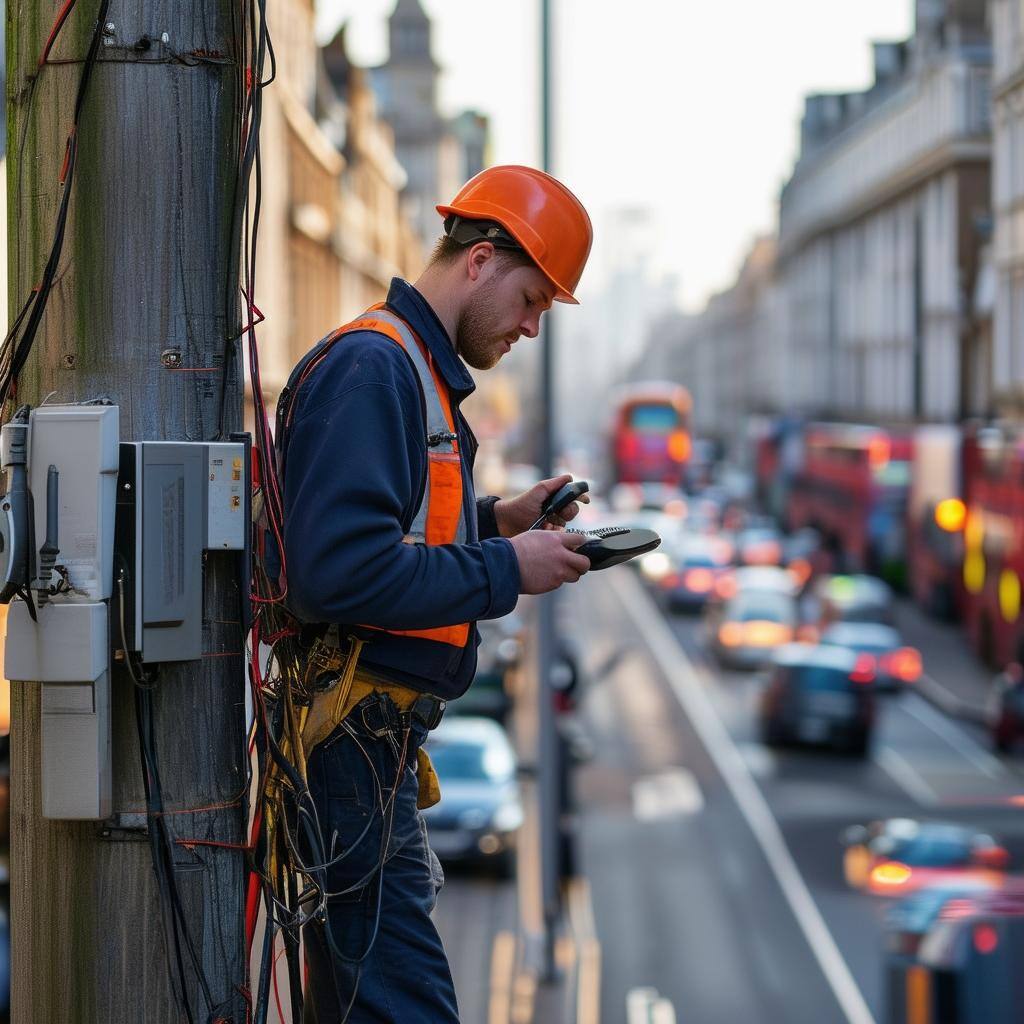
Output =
[{"x1": 317, "y1": 1, "x2": 914, "y2": 312}]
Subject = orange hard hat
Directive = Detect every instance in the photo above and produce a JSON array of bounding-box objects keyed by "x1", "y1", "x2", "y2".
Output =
[{"x1": 436, "y1": 165, "x2": 592, "y2": 304}]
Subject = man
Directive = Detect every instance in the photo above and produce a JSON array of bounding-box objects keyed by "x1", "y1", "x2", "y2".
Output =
[{"x1": 278, "y1": 165, "x2": 593, "y2": 1022}]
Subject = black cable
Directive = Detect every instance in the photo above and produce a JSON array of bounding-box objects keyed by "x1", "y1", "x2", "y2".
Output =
[
  {"x1": 135, "y1": 684, "x2": 222, "y2": 1021},
  {"x1": 135, "y1": 685, "x2": 199, "y2": 1024},
  {"x1": 1, "y1": 0, "x2": 111, "y2": 410}
]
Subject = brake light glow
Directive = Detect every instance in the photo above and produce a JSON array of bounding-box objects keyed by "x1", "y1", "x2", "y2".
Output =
[
  {"x1": 684, "y1": 569, "x2": 714, "y2": 593},
  {"x1": 618, "y1": 434, "x2": 640, "y2": 461},
  {"x1": 974, "y1": 924, "x2": 999, "y2": 955},
  {"x1": 850, "y1": 654, "x2": 877, "y2": 685},
  {"x1": 973, "y1": 845, "x2": 1010, "y2": 870},
  {"x1": 882, "y1": 648, "x2": 922, "y2": 683},
  {"x1": 870, "y1": 862, "x2": 912, "y2": 887},
  {"x1": 715, "y1": 575, "x2": 738, "y2": 600}
]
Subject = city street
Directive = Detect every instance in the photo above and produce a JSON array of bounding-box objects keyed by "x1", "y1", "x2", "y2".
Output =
[{"x1": 438, "y1": 566, "x2": 1024, "y2": 1022}]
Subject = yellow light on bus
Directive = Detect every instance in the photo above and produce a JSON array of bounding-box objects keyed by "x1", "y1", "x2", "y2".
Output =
[
  {"x1": 668, "y1": 431, "x2": 691, "y2": 463},
  {"x1": 934, "y1": 498, "x2": 966, "y2": 533},
  {"x1": 964, "y1": 551, "x2": 986, "y2": 595},
  {"x1": 1000, "y1": 569, "x2": 1021, "y2": 624}
]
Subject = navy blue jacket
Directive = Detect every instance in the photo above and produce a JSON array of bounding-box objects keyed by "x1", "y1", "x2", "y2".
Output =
[{"x1": 281, "y1": 279, "x2": 521, "y2": 699}]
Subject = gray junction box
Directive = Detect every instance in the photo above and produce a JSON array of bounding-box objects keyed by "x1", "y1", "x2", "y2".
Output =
[{"x1": 119, "y1": 441, "x2": 246, "y2": 663}]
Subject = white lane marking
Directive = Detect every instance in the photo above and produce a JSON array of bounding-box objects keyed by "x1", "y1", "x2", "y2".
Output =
[
  {"x1": 627, "y1": 987, "x2": 677, "y2": 1024},
  {"x1": 609, "y1": 569, "x2": 876, "y2": 1024},
  {"x1": 632, "y1": 768, "x2": 704, "y2": 820},
  {"x1": 737, "y1": 741, "x2": 778, "y2": 778},
  {"x1": 874, "y1": 746, "x2": 940, "y2": 806},
  {"x1": 902, "y1": 693, "x2": 1004, "y2": 779}
]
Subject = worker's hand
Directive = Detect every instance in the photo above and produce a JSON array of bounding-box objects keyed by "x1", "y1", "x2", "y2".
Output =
[
  {"x1": 509, "y1": 530, "x2": 591, "y2": 595},
  {"x1": 494, "y1": 474, "x2": 590, "y2": 537}
]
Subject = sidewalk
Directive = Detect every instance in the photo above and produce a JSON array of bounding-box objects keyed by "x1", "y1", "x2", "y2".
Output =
[{"x1": 893, "y1": 598, "x2": 991, "y2": 724}]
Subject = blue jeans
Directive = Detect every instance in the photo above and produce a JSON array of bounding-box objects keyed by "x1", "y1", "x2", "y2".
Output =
[{"x1": 302, "y1": 705, "x2": 460, "y2": 1023}]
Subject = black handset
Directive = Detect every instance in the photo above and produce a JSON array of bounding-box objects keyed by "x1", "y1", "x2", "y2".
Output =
[{"x1": 528, "y1": 479, "x2": 590, "y2": 531}]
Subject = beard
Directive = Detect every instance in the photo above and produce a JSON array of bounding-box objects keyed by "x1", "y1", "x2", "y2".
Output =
[{"x1": 455, "y1": 277, "x2": 508, "y2": 370}]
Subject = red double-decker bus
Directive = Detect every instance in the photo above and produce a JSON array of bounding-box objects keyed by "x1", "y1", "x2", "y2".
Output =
[
  {"x1": 608, "y1": 382, "x2": 692, "y2": 487},
  {"x1": 960, "y1": 427, "x2": 1024, "y2": 668},
  {"x1": 786, "y1": 423, "x2": 913, "y2": 585}
]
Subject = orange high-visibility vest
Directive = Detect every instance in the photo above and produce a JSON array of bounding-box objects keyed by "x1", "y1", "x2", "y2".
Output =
[{"x1": 279, "y1": 306, "x2": 471, "y2": 648}]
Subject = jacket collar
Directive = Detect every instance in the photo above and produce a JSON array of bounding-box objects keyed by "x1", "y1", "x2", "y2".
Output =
[{"x1": 384, "y1": 278, "x2": 476, "y2": 402}]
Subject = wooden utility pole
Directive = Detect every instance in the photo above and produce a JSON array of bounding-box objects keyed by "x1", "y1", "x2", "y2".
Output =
[{"x1": 8, "y1": 2, "x2": 248, "y2": 1020}]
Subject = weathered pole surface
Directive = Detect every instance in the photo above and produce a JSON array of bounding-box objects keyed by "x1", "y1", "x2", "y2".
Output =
[{"x1": 8, "y1": 3, "x2": 247, "y2": 1021}]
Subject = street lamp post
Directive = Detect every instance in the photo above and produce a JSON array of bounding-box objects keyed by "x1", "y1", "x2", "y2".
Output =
[{"x1": 537, "y1": 0, "x2": 562, "y2": 985}]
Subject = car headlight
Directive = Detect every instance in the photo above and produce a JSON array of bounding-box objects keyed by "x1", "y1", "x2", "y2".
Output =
[
  {"x1": 492, "y1": 802, "x2": 523, "y2": 833},
  {"x1": 640, "y1": 552, "x2": 672, "y2": 581},
  {"x1": 458, "y1": 808, "x2": 489, "y2": 830}
]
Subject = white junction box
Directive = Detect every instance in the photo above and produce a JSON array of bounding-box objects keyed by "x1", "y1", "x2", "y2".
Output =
[
  {"x1": 5, "y1": 599, "x2": 111, "y2": 819},
  {"x1": 27, "y1": 404, "x2": 120, "y2": 601},
  {"x1": 206, "y1": 442, "x2": 246, "y2": 550}
]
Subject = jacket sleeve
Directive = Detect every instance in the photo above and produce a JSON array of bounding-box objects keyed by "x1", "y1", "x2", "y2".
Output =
[
  {"x1": 284, "y1": 355, "x2": 520, "y2": 629},
  {"x1": 476, "y1": 495, "x2": 502, "y2": 540}
]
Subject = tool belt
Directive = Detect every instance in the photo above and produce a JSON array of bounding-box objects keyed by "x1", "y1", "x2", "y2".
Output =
[{"x1": 292, "y1": 629, "x2": 444, "y2": 810}]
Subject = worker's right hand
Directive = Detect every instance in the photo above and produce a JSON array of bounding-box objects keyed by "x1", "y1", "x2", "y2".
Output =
[{"x1": 509, "y1": 530, "x2": 591, "y2": 595}]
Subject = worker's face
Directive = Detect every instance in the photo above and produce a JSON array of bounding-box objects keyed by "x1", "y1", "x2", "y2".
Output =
[{"x1": 456, "y1": 260, "x2": 555, "y2": 370}]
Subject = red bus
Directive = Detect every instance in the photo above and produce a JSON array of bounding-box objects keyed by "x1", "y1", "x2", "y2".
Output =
[
  {"x1": 786, "y1": 423, "x2": 913, "y2": 585},
  {"x1": 960, "y1": 427, "x2": 1024, "y2": 668},
  {"x1": 609, "y1": 382, "x2": 692, "y2": 487}
]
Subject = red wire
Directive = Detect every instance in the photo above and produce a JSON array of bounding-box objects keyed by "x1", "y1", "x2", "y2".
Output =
[
  {"x1": 176, "y1": 837, "x2": 250, "y2": 852},
  {"x1": 39, "y1": 0, "x2": 78, "y2": 67}
]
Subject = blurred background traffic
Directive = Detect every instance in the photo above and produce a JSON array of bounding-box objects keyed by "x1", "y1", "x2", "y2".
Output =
[{"x1": 7, "y1": 0, "x2": 1024, "y2": 1022}]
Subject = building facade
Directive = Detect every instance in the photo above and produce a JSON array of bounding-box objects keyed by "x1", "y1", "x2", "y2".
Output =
[
  {"x1": 254, "y1": 2, "x2": 422, "y2": 421},
  {"x1": 636, "y1": 0, "x2": 995, "y2": 446},
  {"x1": 778, "y1": 0, "x2": 991, "y2": 425},
  {"x1": 990, "y1": 0, "x2": 1024, "y2": 413}
]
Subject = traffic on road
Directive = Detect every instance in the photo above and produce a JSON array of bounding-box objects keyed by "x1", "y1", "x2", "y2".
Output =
[{"x1": 427, "y1": 412, "x2": 1024, "y2": 1023}]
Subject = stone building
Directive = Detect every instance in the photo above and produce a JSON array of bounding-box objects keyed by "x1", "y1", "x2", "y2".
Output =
[
  {"x1": 777, "y1": 0, "x2": 991, "y2": 424},
  {"x1": 254, "y1": 2, "x2": 423, "y2": 421},
  {"x1": 990, "y1": 0, "x2": 1024, "y2": 414}
]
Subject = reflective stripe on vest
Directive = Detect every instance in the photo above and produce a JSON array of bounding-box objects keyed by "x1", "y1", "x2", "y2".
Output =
[{"x1": 284, "y1": 306, "x2": 471, "y2": 649}]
